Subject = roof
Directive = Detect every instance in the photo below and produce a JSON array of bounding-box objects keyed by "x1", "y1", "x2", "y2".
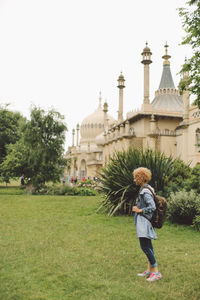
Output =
[
  {"x1": 151, "y1": 93, "x2": 183, "y2": 112},
  {"x1": 159, "y1": 64, "x2": 175, "y2": 89},
  {"x1": 151, "y1": 47, "x2": 183, "y2": 113}
]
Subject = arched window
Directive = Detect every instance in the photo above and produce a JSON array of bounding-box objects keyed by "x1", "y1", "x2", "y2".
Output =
[
  {"x1": 80, "y1": 159, "x2": 87, "y2": 179},
  {"x1": 196, "y1": 129, "x2": 200, "y2": 151}
]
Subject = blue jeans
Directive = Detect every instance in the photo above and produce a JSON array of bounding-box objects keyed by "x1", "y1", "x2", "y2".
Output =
[{"x1": 139, "y1": 237, "x2": 157, "y2": 268}]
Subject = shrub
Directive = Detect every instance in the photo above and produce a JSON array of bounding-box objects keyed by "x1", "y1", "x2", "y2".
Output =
[
  {"x1": 34, "y1": 184, "x2": 98, "y2": 196},
  {"x1": 167, "y1": 190, "x2": 200, "y2": 225},
  {"x1": 73, "y1": 187, "x2": 98, "y2": 196},
  {"x1": 77, "y1": 179, "x2": 99, "y2": 189},
  {"x1": 184, "y1": 164, "x2": 200, "y2": 193},
  {"x1": 99, "y1": 148, "x2": 174, "y2": 216},
  {"x1": 163, "y1": 158, "x2": 191, "y2": 197}
]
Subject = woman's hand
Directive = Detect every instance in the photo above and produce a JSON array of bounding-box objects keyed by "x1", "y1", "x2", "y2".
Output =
[{"x1": 132, "y1": 206, "x2": 143, "y2": 213}]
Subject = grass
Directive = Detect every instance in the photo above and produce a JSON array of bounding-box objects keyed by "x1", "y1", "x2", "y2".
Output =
[
  {"x1": 0, "y1": 179, "x2": 20, "y2": 187},
  {"x1": 0, "y1": 195, "x2": 199, "y2": 300},
  {"x1": 0, "y1": 180, "x2": 26, "y2": 195}
]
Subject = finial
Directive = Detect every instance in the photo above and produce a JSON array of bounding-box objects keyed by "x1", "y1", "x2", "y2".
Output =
[
  {"x1": 118, "y1": 71, "x2": 124, "y2": 79},
  {"x1": 164, "y1": 42, "x2": 168, "y2": 55},
  {"x1": 146, "y1": 41, "x2": 148, "y2": 47},
  {"x1": 162, "y1": 43, "x2": 171, "y2": 65}
]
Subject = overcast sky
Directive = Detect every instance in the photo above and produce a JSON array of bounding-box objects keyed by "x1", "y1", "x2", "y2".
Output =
[{"x1": 0, "y1": 0, "x2": 193, "y2": 150}]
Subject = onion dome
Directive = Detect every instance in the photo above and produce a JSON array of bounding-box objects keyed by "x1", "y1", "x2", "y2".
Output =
[
  {"x1": 151, "y1": 44, "x2": 183, "y2": 112},
  {"x1": 118, "y1": 72, "x2": 124, "y2": 80},
  {"x1": 95, "y1": 131, "x2": 105, "y2": 145},
  {"x1": 80, "y1": 92, "x2": 116, "y2": 142},
  {"x1": 143, "y1": 42, "x2": 151, "y2": 52}
]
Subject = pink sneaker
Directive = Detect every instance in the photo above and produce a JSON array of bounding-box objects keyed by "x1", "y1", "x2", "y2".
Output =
[
  {"x1": 146, "y1": 272, "x2": 162, "y2": 282},
  {"x1": 137, "y1": 270, "x2": 151, "y2": 277}
]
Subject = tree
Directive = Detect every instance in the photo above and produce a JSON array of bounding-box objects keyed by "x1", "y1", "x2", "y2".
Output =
[
  {"x1": 179, "y1": 1, "x2": 200, "y2": 105},
  {"x1": 0, "y1": 105, "x2": 25, "y2": 164},
  {"x1": 0, "y1": 139, "x2": 30, "y2": 183},
  {"x1": 1, "y1": 106, "x2": 67, "y2": 188}
]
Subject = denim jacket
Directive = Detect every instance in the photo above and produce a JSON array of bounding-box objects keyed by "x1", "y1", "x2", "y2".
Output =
[{"x1": 134, "y1": 184, "x2": 157, "y2": 240}]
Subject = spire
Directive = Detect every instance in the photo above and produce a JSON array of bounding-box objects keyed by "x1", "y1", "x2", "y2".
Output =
[
  {"x1": 159, "y1": 43, "x2": 175, "y2": 89},
  {"x1": 98, "y1": 91, "x2": 102, "y2": 108}
]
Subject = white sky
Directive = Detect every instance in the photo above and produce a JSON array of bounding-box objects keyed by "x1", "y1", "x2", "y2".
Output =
[{"x1": 0, "y1": 0, "x2": 193, "y2": 150}]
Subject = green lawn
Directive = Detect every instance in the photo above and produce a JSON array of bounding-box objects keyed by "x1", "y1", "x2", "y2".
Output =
[{"x1": 0, "y1": 195, "x2": 199, "y2": 300}]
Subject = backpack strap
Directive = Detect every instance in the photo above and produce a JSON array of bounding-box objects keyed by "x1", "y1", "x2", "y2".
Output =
[
  {"x1": 141, "y1": 185, "x2": 155, "y2": 198},
  {"x1": 138, "y1": 185, "x2": 156, "y2": 223}
]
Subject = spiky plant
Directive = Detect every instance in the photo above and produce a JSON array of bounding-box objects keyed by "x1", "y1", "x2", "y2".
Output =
[{"x1": 99, "y1": 148, "x2": 174, "y2": 216}]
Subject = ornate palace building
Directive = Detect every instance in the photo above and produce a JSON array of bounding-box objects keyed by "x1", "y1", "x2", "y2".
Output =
[{"x1": 66, "y1": 43, "x2": 200, "y2": 179}]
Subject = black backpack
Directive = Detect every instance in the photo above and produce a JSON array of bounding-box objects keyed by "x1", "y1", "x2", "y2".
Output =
[{"x1": 141, "y1": 186, "x2": 167, "y2": 229}]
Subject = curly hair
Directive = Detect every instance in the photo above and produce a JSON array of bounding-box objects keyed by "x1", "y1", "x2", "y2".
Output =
[{"x1": 133, "y1": 167, "x2": 151, "y2": 185}]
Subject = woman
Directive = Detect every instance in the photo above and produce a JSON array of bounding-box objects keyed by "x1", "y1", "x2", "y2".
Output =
[{"x1": 132, "y1": 167, "x2": 162, "y2": 282}]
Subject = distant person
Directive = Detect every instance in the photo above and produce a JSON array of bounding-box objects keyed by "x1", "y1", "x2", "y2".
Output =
[
  {"x1": 82, "y1": 177, "x2": 85, "y2": 182},
  {"x1": 132, "y1": 167, "x2": 162, "y2": 282},
  {"x1": 20, "y1": 174, "x2": 25, "y2": 186},
  {"x1": 74, "y1": 177, "x2": 77, "y2": 184},
  {"x1": 62, "y1": 177, "x2": 66, "y2": 185}
]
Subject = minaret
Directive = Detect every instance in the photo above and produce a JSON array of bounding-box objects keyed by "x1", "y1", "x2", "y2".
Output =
[
  {"x1": 72, "y1": 128, "x2": 75, "y2": 146},
  {"x1": 76, "y1": 123, "x2": 79, "y2": 146},
  {"x1": 117, "y1": 72, "x2": 125, "y2": 123},
  {"x1": 98, "y1": 91, "x2": 102, "y2": 109},
  {"x1": 141, "y1": 42, "x2": 152, "y2": 104}
]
